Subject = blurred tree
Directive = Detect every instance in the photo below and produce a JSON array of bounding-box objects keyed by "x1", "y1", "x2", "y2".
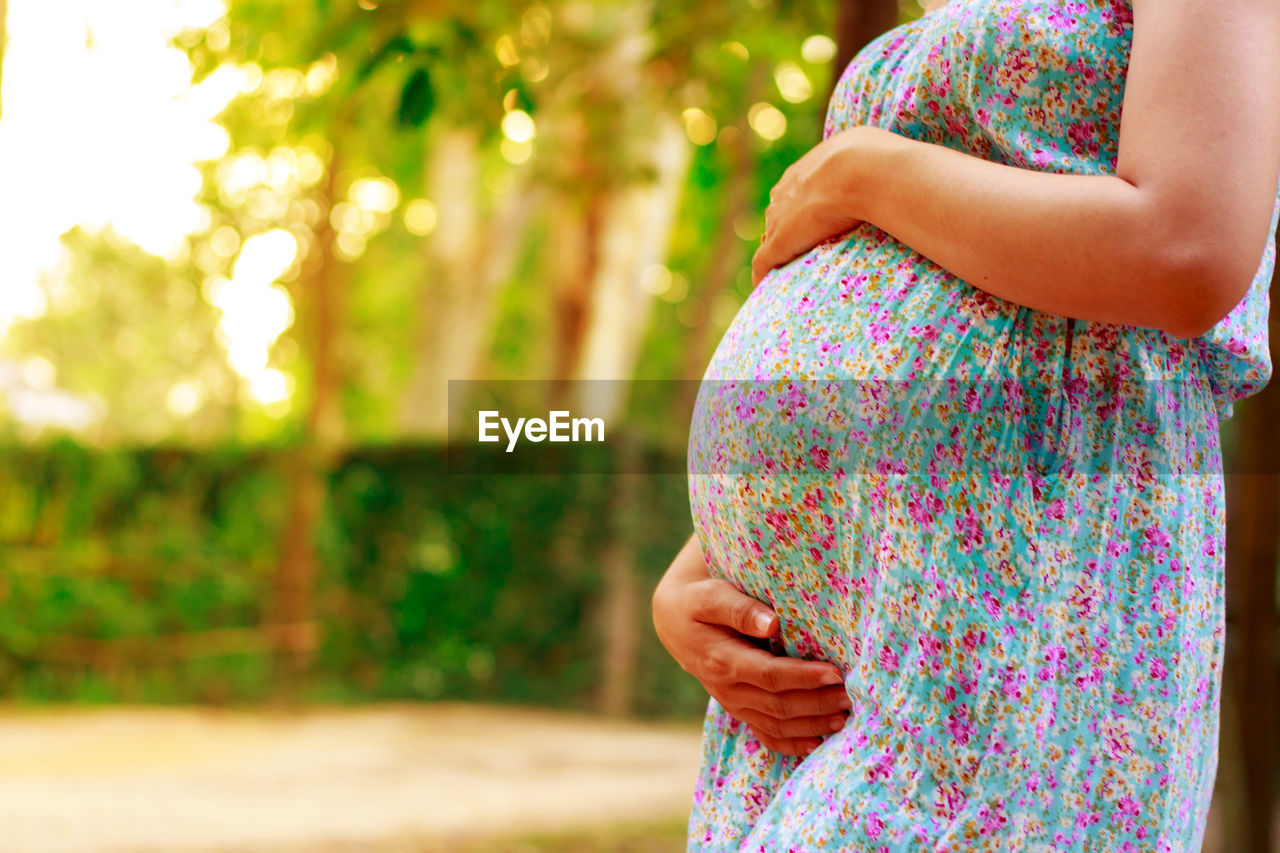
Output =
[
  {"x1": 4, "y1": 227, "x2": 239, "y2": 444},
  {"x1": 3, "y1": 0, "x2": 926, "y2": 702},
  {"x1": 1224, "y1": 284, "x2": 1280, "y2": 852},
  {"x1": 826, "y1": 0, "x2": 896, "y2": 110}
]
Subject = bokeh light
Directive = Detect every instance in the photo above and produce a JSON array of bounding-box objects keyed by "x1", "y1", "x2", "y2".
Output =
[
  {"x1": 210, "y1": 229, "x2": 297, "y2": 403},
  {"x1": 403, "y1": 199, "x2": 438, "y2": 236},
  {"x1": 0, "y1": 0, "x2": 235, "y2": 335},
  {"x1": 747, "y1": 102, "x2": 787, "y2": 141}
]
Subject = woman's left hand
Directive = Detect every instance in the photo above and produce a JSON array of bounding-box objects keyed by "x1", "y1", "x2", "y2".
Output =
[{"x1": 751, "y1": 126, "x2": 874, "y2": 287}]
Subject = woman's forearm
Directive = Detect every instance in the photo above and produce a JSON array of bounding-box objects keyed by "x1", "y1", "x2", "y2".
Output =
[{"x1": 826, "y1": 126, "x2": 1245, "y2": 339}]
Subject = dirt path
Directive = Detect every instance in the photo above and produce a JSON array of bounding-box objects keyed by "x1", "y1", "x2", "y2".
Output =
[{"x1": 0, "y1": 703, "x2": 703, "y2": 853}]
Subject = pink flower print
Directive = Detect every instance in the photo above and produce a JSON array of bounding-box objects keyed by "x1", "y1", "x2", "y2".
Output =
[
  {"x1": 1142, "y1": 525, "x2": 1171, "y2": 555},
  {"x1": 810, "y1": 444, "x2": 831, "y2": 472},
  {"x1": 783, "y1": 383, "x2": 808, "y2": 412},
  {"x1": 879, "y1": 643, "x2": 900, "y2": 672},
  {"x1": 909, "y1": 322, "x2": 940, "y2": 342},
  {"x1": 838, "y1": 273, "x2": 867, "y2": 301},
  {"x1": 982, "y1": 590, "x2": 1002, "y2": 619},
  {"x1": 743, "y1": 783, "x2": 770, "y2": 820},
  {"x1": 978, "y1": 801, "x2": 1009, "y2": 835},
  {"x1": 1116, "y1": 794, "x2": 1141, "y2": 831},
  {"x1": 935, "y1": 783, "x2": 968, "y2": 821},
  {"x1": 1149, "y1": 657, "x2": 1169, "y2": 680},
  {"x1": 955, "y1": 506, "x2": 986, "y2": 552},
  {"x1": 945, "y1": 705, "x2": 975, "y2": 745},
  {"x1": 763, "y1": 510, "x2": 797, "y2": 547},
  {"x1": 1067, "y1": 120, "x2": 1100, "y2": 157},
  {"x1": 864, "y1": 811, "x2": 885, "y2": 840},
  {"x1": 866, "y1": 748, "x2": 895, "y2": 783},
  {"x1": 795, "y1": 628, "x2": 824, "y2": 659},
  {"x1": 1102, "y1": 720, "x2": 1134, "y2": 761},
  {"x1": 1046, "y1": 7, "x2": 1078, "y2": 30},
  {"x1": 1001, "y1": 667, "x2": 1026, "y2": 700}
]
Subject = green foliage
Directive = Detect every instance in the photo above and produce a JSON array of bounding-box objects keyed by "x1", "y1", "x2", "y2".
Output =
[
  {"x1": 1, "y1": 1, "x2": 870, "y2": 446},
  {"x1": 396, "y1": 67, "x2": 435, "y2": 128},
  {"x1": 0, "y1": 441, "x2": 706, "y2": 716}
]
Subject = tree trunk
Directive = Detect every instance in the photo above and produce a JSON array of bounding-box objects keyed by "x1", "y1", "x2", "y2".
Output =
[
  {"x1": 574, "y1": 108, "x2": 691, "y2": 413},
  {"x1": 680, "y1": 62, "x2": 764, "y2": 393},
  {"x1": 270, "y1": 148, "x2": 348, "y2": 699},
  {"x1": 565, "y1": 3, "x2": 693, "y2": 716},
  {"x1": 598, "y1": 436, "x2": 640, "y2": 717},
  {"x1": 399, "y1": 126, "x2": 539, "y2": 437},
  {"x1": 1224, "y1": 259, "x2": 1280, "y2": 852}
]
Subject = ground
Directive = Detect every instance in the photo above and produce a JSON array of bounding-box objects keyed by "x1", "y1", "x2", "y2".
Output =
[
  {"x1": 0, "y1": 703, "x2": 703, "y2": 853},
  {"x1": 0, "y1": 702, "x2": 1254, "y2": 852}
]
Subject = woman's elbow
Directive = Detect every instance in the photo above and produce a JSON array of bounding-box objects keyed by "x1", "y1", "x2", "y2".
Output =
[{"x1": 1157, "y1": 239, "x2": 1257, "y2": 341}]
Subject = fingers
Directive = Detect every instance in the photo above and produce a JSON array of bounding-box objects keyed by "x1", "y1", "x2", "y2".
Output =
[
  {"x1": 730, "y1": 683, "x2": 853, "y2": 721},
  {"x1": 689, "y1": 579, "x2": 778, "y2": 639},
  {"x1": 730, "y1": 644, "x2": 845, "y2": 693},
  {"x1": 733, "y1": 706, "x2": 849, "y2": 742}
]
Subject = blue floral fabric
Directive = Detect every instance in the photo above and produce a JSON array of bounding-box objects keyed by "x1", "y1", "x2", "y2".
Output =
[{"x1": 685, "y1": 0, "x2": 1276, "y2": 849}]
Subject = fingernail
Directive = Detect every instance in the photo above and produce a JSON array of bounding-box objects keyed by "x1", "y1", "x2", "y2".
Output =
[
  {"x1": 828, "y1": 716, "x2": 846, "y2": 733},
  {"x1": 821, "y1": 670, "x2": 844, "y2": 686},
  {"x1": 754, "y1": 612, "x2": 774, "y2": 634},
  {"x1": 838, "y1": 696, "x2": 852, "y2": 710}
]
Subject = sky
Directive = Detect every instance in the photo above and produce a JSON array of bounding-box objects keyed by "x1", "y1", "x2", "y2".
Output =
[
  {"x1": 0, "y1": 0, "x2": 229, "y2": 334},
  {"x1": 0, "y1": 0, "x2": 317, "y2": 423}
]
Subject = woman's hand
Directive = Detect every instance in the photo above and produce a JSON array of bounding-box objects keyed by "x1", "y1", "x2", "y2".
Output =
[
  {"x1": 652, "y1": 534, "x2": 851, "y2": 757},
  {"x1": 751, "y1": 126, "x2": 871, "y2": 287}
]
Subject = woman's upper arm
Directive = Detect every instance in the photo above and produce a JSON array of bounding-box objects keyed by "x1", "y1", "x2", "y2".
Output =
[{"x1": 1118, "y1": 0, "x2": 1280, "y2": 335}]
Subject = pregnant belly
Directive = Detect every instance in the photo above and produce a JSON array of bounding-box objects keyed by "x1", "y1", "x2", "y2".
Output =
[
  {"x1": 701, "y1": 223, "x2": 1040, "y2": 385},
  {"x1": 686, "y1": 224, "x2": 1217, "y2": 680}
]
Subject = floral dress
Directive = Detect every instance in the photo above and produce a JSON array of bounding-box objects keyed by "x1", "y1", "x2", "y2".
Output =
[{"x1": 685, "y1": 0, "x2": 1277, "y2": 850}]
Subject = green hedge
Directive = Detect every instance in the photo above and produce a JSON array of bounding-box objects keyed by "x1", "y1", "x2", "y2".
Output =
[{"x1": 0, "y1": 441, "x2": 708, "y2": 717}]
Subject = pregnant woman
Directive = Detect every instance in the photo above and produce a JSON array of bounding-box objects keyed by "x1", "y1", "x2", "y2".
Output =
[{"x1": 653, "y1": 0, "x2": 1280, "y2": 849}]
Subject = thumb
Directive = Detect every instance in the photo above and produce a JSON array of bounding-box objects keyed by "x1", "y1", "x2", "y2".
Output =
[{"x1": 714, "y1": 583, "x2": 778, "y2": 639}]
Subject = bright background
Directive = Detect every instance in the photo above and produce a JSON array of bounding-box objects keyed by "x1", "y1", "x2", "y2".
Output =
[{"x1": 0, "y1": 1, "x2": 1275, "y2": 850}]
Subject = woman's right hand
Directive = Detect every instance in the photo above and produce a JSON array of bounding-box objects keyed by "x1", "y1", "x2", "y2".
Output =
[{"x1": 652, "y1": 534, "x2": 852, "y2": 756}]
